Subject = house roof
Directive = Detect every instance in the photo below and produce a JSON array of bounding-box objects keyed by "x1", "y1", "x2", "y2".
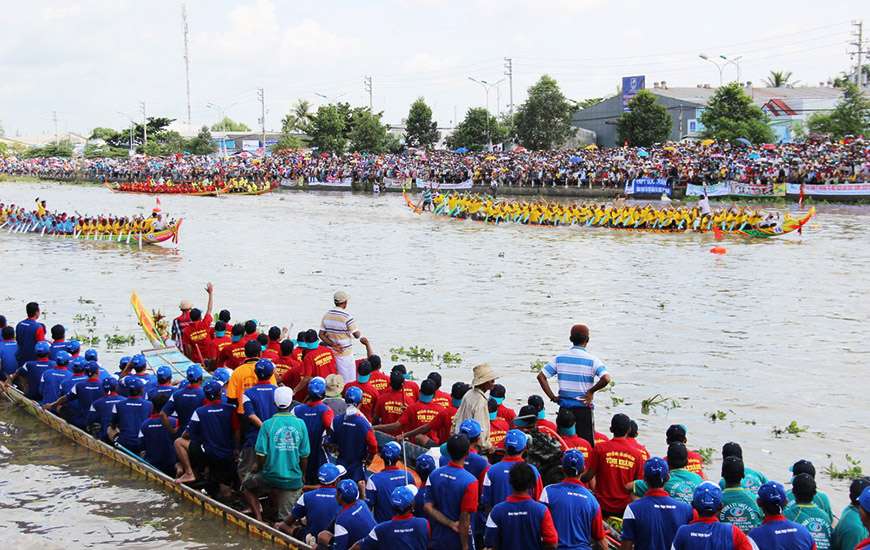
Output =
[
  {"x1": 652, "y1": 86, "x2": 845, "y2": 107},
  {"x1": 762, "y1": 98, "x2": 798, "y2": 117}
]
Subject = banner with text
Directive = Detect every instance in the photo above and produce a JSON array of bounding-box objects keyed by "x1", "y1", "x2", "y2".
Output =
[
  {"x1": 308, "y1": 177, "x2": 353, "y2": 188},
  {"x1": 786, "y1": 183, "x2": 870, "y2": 196},
  {"x1": 731, "y1": 182, "x2": 786, "y2": 197},
  {"x1": 625, "y1": 177, "x2": 671, "y2": 196},
  {"x1": 415, "y1": 180, "x2": 474, "y2": 190},
  {"x1": 686, "y1": 182, "x2": 731, "y2": 197}
]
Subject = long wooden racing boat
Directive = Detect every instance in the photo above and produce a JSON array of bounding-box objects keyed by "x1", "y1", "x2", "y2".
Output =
[
  {"x1": 1, "y1": 218, "x2": 182, "y2": 246},
  {"x1": 2, "y1": 385, "x2": 307, "y2": 548},
  {"x1": 104, "y1": 181, "x2": 224, "y2": 196}
]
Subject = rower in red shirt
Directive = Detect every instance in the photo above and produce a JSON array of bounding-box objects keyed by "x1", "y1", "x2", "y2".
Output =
[
  {"x1": 208, "y1": 321, "x2": 233, "y2": 368},
  {"x1": 361, "y1": 355, "x2": 389, "y2": 393},
  {"x1": 488, "y1": 398, "x2": 511, "y2": 449},
  {"x1": 373, "y1": 370, "x2": 413, "y2": 425},
  {"x1": 258, "y1": 334, "x2": 279, "y2": 362},
  {"x1": 180, "y1": 283, "x2": 214, "y2": 363},
  {"x1": 391, "y1": 364, "x2": 419, "y2": 401},
  {"x1": 581, "y1": 413, "x2": 645, "y2": 517},
  {"x1": 266, "y1": 326, "x2": 283, "y2": 356},
  {"x1": 374, "y1": 379, "x2": 443, "y2": 444},
  {"x1": 217, "y1": 324, "x2": 247, "y2": 370},
  {"x1": 426, "y1": 372, "x2": 451, "y2": 410},
  {"x1": 401, "y1": 382, "x2": 470, "y2": 446},
  {"x1": 528, "y1": 394, "x2": 559, "y2": 433},
  {"x1": 595, "y1": 431, "x2": 610, "y2": 446},
  {"x1": 294, "y1": 330, "x2": 336, "y2": 401},
  {"x1": 556, "y1": 408, "x2": 593, "y2": 462},
  {"x1": 490, "y1": 384, "x2": 517, "y2": 426},
  {"x1": 342, "y1": 360, "x2": 380, "y2": 421},
  {"x1": 275, "y1": 340, "x2": 303, "y2": 389}
]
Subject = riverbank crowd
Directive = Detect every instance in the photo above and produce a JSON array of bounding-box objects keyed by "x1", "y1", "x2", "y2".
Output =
[
  {"x1": 1, "y1": 290, "x2": 869, "y2": 550},
  {"x1": 1, "y1": 139, "x2": 868, "y2": 189}
]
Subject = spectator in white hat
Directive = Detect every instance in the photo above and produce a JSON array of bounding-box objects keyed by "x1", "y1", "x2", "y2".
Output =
[{"x1": 319, "y1": 290, "x2": 367, "y2": 383}]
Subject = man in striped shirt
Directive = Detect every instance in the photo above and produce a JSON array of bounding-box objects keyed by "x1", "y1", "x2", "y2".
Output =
[
  {"x1": 536, "y1": 324, "x2": 611, "y2": 447},
  {"x1": 319, "y1": 290, "x2": 365, "y2": 383}
]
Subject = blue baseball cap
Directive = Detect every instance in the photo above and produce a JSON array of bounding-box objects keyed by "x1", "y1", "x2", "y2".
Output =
[
  {"x1": 118, "y1": 355, "x2": 131, "y2": 367},
  {"x1": 859, "y1": 486, "x2": 870, "y2": 513},
  {"x1": 85, "y1": 349, "x2": 98, "y2": 361},
  {"x1": 67, "y1": 340, "x2": 82, "y2": 354},
  {"x1": 55, "y1": 350, "x2": 71, "y2": 365},
  {"x1": 35, "y1": 341, "x2": 50, "y2": 355},
  {"x1": 415, "y1": 454, "x2": 437, "y2": 477},
  {"x1": 254, "y1": 359, "x2": 275, "y2": 380},
  {"x1": 757, "y1": 481, "x2": 788, "y2": 508},
  {"x1": 692, "y1": 482, "x2": 723, "y2": 513},
  {"x1": 308, "y1": 376, "x2": 326, "y2": 398},
  {"x1": 345, "y1": 385, "x2": 363, "y2": 405},
  {"x1": 123, "y1": 376, "x2": 145, "y2": 394},
  {"x1": 71, "y1": 357, "x2": 86, "y2": 372},
  {"x1": 337, "y1": 479, "x2": 358, "y2": 503},
  {"x1": 562, "y1": 449, "x2": 585, "y2": 474},
  {"x1": 212, "y1": 367, "x2": 232, "y2": 384},
  {"x1": 504, "y1": 429, "x2": 528, "y2": 454},
  {"x1": 102, "y1": 376, "x2": 118, "y2": 393},
  {"x1": 156, "y1": 366, "x2": 173, "y2": 383},
  {"x1": 84, "y1": 361, "x2": 99, "y2": 377},
  {"x1": 459, "y1": 419, "x2": 482, "y2": 440},
  {"x1": 130, "y1": 354, "x2": 147, "y2": 371},
  {"x1": 390, "y1": 485, "x2": 417, "y2": 512},
  {"x1": 203, "y1": 380, "x2": 222, "y2": 401},
  {"x1": 644, "y1": 457, "x2": 670, "y2": 483},
  {"x1": 317, "y1": 463, "x2": 346, "y2": 485},
  {"x1": 380, "y1": 441, "x2": 402, "y2": 463},
  {"x1": 186, "y1": 364, "x2": 203, "y2": 383}
]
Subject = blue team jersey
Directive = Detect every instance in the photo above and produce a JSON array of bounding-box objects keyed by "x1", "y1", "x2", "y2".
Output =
[
  {"x1": 147, "y1": 384, "x2": 176, "y2": 401},
  {"x1": 293, "y1": 401, "x2": 333, "y2": 482},
  {"x1": 672, "y1": 519, "x2": 748, "y2": 550},
  {"x1": 622, "y1": 488, "x2": 694, "y2": 550},
  {"x1": 413, "y1": 483, "x2": 429, "y2": 518},
  {"x1": 333, "y1": 500, "x2": 376, "y2": 550},
  {"x1": 485, "y1": 495, "x2": 558, "y2": 550},
  {"x1": 39, "y1": 366, "x2": 72, "y2": 405},
  {"x1": 19, "y1": 359, "x2": 54, "y2": 399},
  {"x1": 48, "y1": 341, "x2": 68, "y2": 362},
  {"x1": 162, "y1": 385, "x2": 205, "y2": 432},
  {"x1": 366, "y1": 467, "x2": 415, "y2": 522},
  {"x1": 66, "y1": 377, "x2": 105, "y2": 428},
  {"x1": 425, "y1": 462, "x2": 479, "y2": 549},
  {"x1": 120, "y1": 373, "x2": 157, "y2": 397},
  {"x1": 186, "y1": 402, "x2": 235, "y2": 460},
  {"x1": 292, "y1": 486, "x2": 341, "y2": 538},
  {"x1": 482, "y1": 455, "x2": 542, "y2": 508},
  {"x1": 330, "y1": 410, "x2": 375, "y2": 482},
  {"x1": 112, "y1": 395, "x2": 153, "y2": 451},
  {"x1": 139, "y1": 415, "x2": 177, "y2": 474},
  {"x1": 360, "y1": 514, "x2": 430, "y2": 550},
  {"x1": 0, "y1": 341, "x2": 19, "y2": 379},
  {"x1": 15, "y1": 319, "x2": 46, "y2": 365},
  {"x1": 89, "y1": 394, "x2": 126, "y2": 440},
  {"x1": 439, "y1": 449, "x2": 490, "y2": 482},
  {"x1": 241, "y1": 383, "x2": 277, "y2": 447},
  {"x1": 748, "y1": 517, "x2": 815, "y2": 550},
  {"x1": 541, "y1": 479, "x2": 609, "y2": 550}
]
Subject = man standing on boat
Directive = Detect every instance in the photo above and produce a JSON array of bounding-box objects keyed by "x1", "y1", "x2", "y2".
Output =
[
  {"x1": 15, "y1": 302, "x2": 46, "y2": 366},
  {"x1": 537, "y1": 324, "x2": 611, "y2": 447},
  {"x1": 320, "y1": 290, "x2": 365, "y2": 383}
]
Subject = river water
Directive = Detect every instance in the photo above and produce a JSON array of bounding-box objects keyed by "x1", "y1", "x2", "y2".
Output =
[{"x1": 1, "y1": 180, "x2": 868, "y2": 545}]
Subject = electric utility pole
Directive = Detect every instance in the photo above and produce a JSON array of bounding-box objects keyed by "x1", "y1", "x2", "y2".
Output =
[
  {"x1": 52, "y1": 111, "x2": 58, "y2": 144},
  {"x1": 140, "y1": 101, "x2": 147, "y2": 146},
  {"x1": 257, "y1": 87, "x2": 266, "y2": 149},
  {"x1": 182, "y1": 4, "x2": 192, "y2": 125},
  {"x1": 504, "y1": 57, "x2": 514, "y2": 116},
  {"x1": 364, "y1": 76, "x2": 373, "y2": 110},
  {"x1": 850, "y1": 20, "x2": 867, "y2": 86}
]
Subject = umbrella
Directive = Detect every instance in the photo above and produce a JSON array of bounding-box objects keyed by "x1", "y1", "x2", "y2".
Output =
[
  {"x1": 637, "y1": 149, "x2": 649, "y2": 158},
  {"x1": 485, "y1": 155, "x2": 496, "y2": 161},
  {"x1": 735, "y1": 137, "x2": 752, "y2": 147},
  {"x1": 761, "y1": 143, "x2": 777, "y2": 151},
  {"x1": 700, "y1": 139, "x2": 715, "y2": 146},
  {"x1": 584, "y1": 144, "x2": 598, "y2": 150},
  {"x1": 748, "y1": 153, "x2": 761, "y2": 160},
  {"x1": 454, "y1": 147, "x2": 469, "y2": 154},
  {"x1": 569, "y1": 155, "x2": 582, "y2": 164}
]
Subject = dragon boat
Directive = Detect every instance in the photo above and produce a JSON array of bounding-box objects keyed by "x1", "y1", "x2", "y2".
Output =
[
  {"x1": 0, "y1": 212, "x2": 182, "y2": 246},
  {"x1": 105, "y1": 179, "x2": 276, "y2": 197}
]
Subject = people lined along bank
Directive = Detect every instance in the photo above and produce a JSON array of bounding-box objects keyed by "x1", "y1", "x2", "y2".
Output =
[
  {"x1": 2, "y1": 138, "x2": 868, "y2": 189},
  {"x1": 430, "y1": 192, "x2": 795, "y2": 232},
  {"x1": 3, "y1": 296, "x2": 870, "y2": 550},
  {"x1": 0, "y1": 199, "x2": 174, "y2": 237}
]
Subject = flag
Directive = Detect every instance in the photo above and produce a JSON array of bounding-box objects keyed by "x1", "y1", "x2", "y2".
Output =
[
  {"x1": 798, "y1": 183, "x2": 805, "y2": 209},
  {"x1": 153, "y1": 197, "x2": 161, "y2": 213}
]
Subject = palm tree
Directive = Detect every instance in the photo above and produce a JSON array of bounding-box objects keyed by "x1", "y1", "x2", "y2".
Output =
[
  {"x1": 765, "y1": 70, "x2": 798, "y2": 88},
  {"x1": 281, "y1": 99, "x2": 313, "y2": 133}
]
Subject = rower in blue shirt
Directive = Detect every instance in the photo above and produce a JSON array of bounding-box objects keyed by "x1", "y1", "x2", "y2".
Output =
[
  {"x1": 413, "y1": 454, "x2": 436, "y2": 518},
  {"x1": 88, "y1": 377, "x2": 125, "y2": 441},
  {"x1": 110, "y1": 377, "x2": 153, "y2": 453},
  {"x1": 0, "y1": 326, "x2": 19, "y2": 380},
  {"x1": 440, "y1": 419, "x2": 489, "y2": 546},
  {"x1": 329, "y1": 386, "x2": 378, "y2": 492},
  {"x1": 319, "y1": 479, "x2": 376, "y2": 550},
  {"x1": 541, "y1": 449, "x2": 609, "y2": 550},
  {"x1": 366, "y1": 441, "x2": 414, "y2": 522},
  {"x1": 239, "y1": 359, "x2": 278, "y2": 481},
  {"x1": 52, "y1": 361, "x2": 104, "y2": 429},
  {"x1": 276, "y1": 462, "x2": 346, "y2": 543},
  {"x1": 82, "y1": 349, "x2": 112, "y2": 382},
  {"x1": 358, "y1": 485, "x2": 430, "y2": 550},
  {"x1": 15, "y1": 302, "x2": 46, "y2": 365},
  {"x1": 66, "y1": 340, "x2": 81, "y2": 359},
  {"x1": 293, "y1": 377, "x2": 335, "y2": 484},
  {"x1": 8, "y1": 340, "x2": 53, "y2": 399},
  {"x1": 39, "y1": 350, "x2": 72, "y2": 406},
  {"x1": 120, "y1": 354, "x2": 156, "y2": 397},
  {"x1": 161, "y1": 364, "x2": 205, "y2": 434},
  {"x1": 622, "y1": 456, "x2": 693, "y2": 550},
  {"x1": 671, "y1": 483, "x2": 757, "y2": 550},
  {"x1": 484, "y1": 462, "x2": 559, "y2": 550},
  {"x1": 139, "y1": 393, "x2": 178, "y2": 477},
  {"x1": 57, "y1": 358, "x2": 89, "y2": 423},
  {"x1": 748, "y1": 481, "x2": 816, "y2": 550},
  {"x1": 146, "y1": 366, "x2": 175, "y2": 400},
  {"x1": 174, "y1": 380, "x2": 236, "y2": 492},
  {"x1": 424, "y1": 434, "x2": 479, "y2": 550},
  {"x1": 483, "y1": 429, "x2": 542, "y2": 512},
  {"x1": 48, "y1": 324, "x2": 67, "y2": 361}
]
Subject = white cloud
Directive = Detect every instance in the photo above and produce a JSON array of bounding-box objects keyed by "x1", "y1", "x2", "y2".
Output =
[
  {"x1": 41, "y1": 3, "x2": 82, "y2": 20},
  {"x1": 278, "y1": 19, "x2": 354, "y2": 65},
  {"x1": 403, "y1": 53, "x2": 450, "y2": 74}
]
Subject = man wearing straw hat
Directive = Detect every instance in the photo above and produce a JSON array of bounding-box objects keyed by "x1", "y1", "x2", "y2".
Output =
[{"x1": 452, "y1": 363, "x2": 498, "y2": 450}]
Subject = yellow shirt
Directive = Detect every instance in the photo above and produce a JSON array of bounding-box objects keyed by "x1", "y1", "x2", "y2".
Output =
[{"x1": 225, "y1": 359, "x2": 278, "y2": 413}]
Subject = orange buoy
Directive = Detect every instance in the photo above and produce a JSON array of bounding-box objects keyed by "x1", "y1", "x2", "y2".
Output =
[{"x1": 710, "y1": 246, "x2": 727, "y2": 255}]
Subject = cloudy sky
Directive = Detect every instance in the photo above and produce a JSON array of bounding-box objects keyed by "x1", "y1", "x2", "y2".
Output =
[{"x1": 1, "y1": 0, "x2": 866, "y2": 137}]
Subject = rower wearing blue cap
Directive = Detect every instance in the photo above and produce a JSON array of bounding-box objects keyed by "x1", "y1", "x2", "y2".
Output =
[
  {"x1": 276, "y1": 462, "x2": 346, "y2": 542},
  {"x1": 67, "y1": 339, "x2": 82, "y2": 358},
  {"x1": 622, "y1": 457, "x2": 693, "y2": 550},
  {"x1": 147, "y1": 366, "x2": 176, "y2": 400},
  {"x1": 329, "y1": 385, "x2": 377, "y2": 490},
  {"x1": 413, "y1": 453, "x2": 436, "y2": 518},
  {"x1": 56, "y1": 360, "x2": 104, "y2": 429},
  {"x1": 423, "y1": 434, "x2": 479, "y2": 550},
  {"x1": 366, "y1": 441, "x2": 414, "y2": 522},
  {"x1": 748, "y1": 481, "x2": 815, "y2": 550},
  {"x1": 358, "y1": 485, "x2": 429, "y2": 550},
  {"x1": 139, "y1": 393, "x2": 178, "y2": 477},
  {"x1": 120, "y1": 354, "x2": 156, "y2": 397},
  {"x1": 484, "y1": 461, "x2": 559, "y2": 550},
  {"x1": 671, "y1": 482, "x2": 755, "y2": 550},
  {"x1": 109, "y1": 377, "x2": 153, "y2": 453},
  {"x1": 293, "y1": 376, "x2": 336, "y2": 484},
  {"x1": 318, "y1": 479, "x2": 375, "y2": 550},
  {"x1": 161, "y1": 365, "x2": 205, "y2": 435},
  {"x1": 854, "y1": 487, "x2": 870, "y2": 549},
  {"x1": 174, "y1": 379, "x2": 236, "y2": 489},
  {"x1": 541, "y1": 449, "x2": 609, "y2": 550},
  {"x1": 87, "y1": 377, "x2": 125, "y2": 442},
  {"x1": 483, "y1": 429, "x2": 542, "y2": 512},
  {"x1": 9, "y1": 339, "x2": 53, "y2": 400},
  {"x1": 38, "y1": 350, "x2": 72, "y2": 407}
]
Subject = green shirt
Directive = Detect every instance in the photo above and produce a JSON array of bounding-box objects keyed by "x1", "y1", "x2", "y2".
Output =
[
  {"x1": 719, "y1": 487, "x2": 763, "y2": 533},
  {"x1": 786, "y1": 488, "x2": 834, "y2": 523},
  {"x1": 785, "y1": 503, "x2": 833, "y2": 550},
  {"x1": 634, "y1": 468, "x2": 703, "y2": 504},
  {"x1": 255, "y1": 412, "x2": 310, "y2": 490},
  {"x1": 718, "y1": 466, "x2": 768, "y2": 494},
  {"x1": 832, "y1": 504, "x2": 869, "y2": 550}
]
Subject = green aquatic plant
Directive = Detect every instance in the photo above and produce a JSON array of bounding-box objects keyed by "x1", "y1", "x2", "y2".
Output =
[
  {"x1": 708, "y1": 410, "x2": 729, "y2": 422},
  {"x1": 389, "y1": 346, "x2": 435, "y2": 363},
  {"x1": 104, "y1": 333, "x2": 136, "y2": 350},
  {"x1": 698, "y1": 447, "x2": 715, "y2": 465},
  {"x1": 72, "y1": 333, "x2": 100, "y2": 347},
  {"x1": 440, "y1": 351, "x2": 462, "y2": 365},
  {"x1": 640, "y1": 394, "x2": 681, "y2": 415},
  {"x1": 529, "y1": 359, "x2": 546, "y2": 373},
  {"x1": 772, "y1": 420, "x2": 808, "y2": 437},
  {"x1": 823, "y1": 455, "x2": 863, "y2": 480}
]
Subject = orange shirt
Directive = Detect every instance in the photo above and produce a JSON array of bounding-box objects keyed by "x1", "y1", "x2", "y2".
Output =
[{"x1": 225, "y1": 359, "x2": 277, "y2": 413}]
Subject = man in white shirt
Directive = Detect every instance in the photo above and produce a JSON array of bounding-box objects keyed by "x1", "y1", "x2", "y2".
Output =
[{"x1": 319, "y1": 290, "x2": 364, "y2": 383}]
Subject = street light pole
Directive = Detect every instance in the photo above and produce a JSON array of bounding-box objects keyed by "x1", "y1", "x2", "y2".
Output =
[
  {"x1": 698, "y1": 54, "x2": 724, "y2": 86},
  {"x1": 468, "y1": 77, "x2": 505, "y2": 150},
  {"x1": 117, "y1": 111, "x2": 135, "y2": 154},
  {"x1": 719, "y1": 55, "x2": 743, "y2": 83}
]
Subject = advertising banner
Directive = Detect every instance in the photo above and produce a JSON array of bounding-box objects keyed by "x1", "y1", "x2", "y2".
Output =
[
  {"x1": 686, "y1": 182, "x2": 731, "y2": 197},
  {"x1": 621, "y1": 75, "x2": 645, "y2": 111},
  {"x1": 242, "y1": 140, "x2": 260, "y2": 153},
  {"x1": 308, "y1": 177, "x2": 353, "y2": 188},
  {"x1": 625, "y1": 177, "x2": 670, "y2": 196},
  {"x1": 415, "y1": 180, "x2": 474, "y2": 190},
  {"x1": 786, "y1": 183, "x2": 870, "y2": 196},
  {"x1": 730, "y1": 182, "x2": 786, "y2": 197}
]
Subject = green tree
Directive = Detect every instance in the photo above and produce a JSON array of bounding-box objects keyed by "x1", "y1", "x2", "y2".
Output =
[
  {"x1": 185, "y1": 126, "x2": 217, "y2": 155},
  {"x1": 764, "y1": 70, "x2": 798, "y2": 88},
  {"x1": 84, "y1": 144, "x2": 129, "y2": 158},
  {"x1": 807, "y1": 83, "x2": 870, "y2": 138},
  {"x1": 349, "y1": 108, "x2": 390, "y2": 153},
  {"x1": 699, "y1": 83, "x2": 774, "y2": 144},
  {"x1": 307, "y1": 105, "x2": 347, "y2": 153},
  {"x1": 23, "y1": 140, "x2": 74, "y2": 158},
  {"x1": 404, "y1": 97, "x2": 439, "y2": 148},
  {"x1": 281, "y1": 99, "x2": 313, "y2": 134},
  {"x1": 616, "y1": 90, "x2": 672, "y2": 147},
  {"x1": 577, "y1": 97, "x2": 605, "y2": 109},
  {"x1": 210, "y1": 116, "x2": 250, "y2": 132},
  {"x1": 141, "y1": 130, "x2": 185, "y2": 155},
  {"x1": 90, "y1": 127, "x2": 123, "y2": 142},
  {"x1": 0, "y1": 142, "x2": 7, "y2": 156},
  {"x1": 445, "y1": 107, "x2": 508, "y2": 151},
  {"x1": 514, "y1": 75, "x2": 574, "y2": 150}
]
